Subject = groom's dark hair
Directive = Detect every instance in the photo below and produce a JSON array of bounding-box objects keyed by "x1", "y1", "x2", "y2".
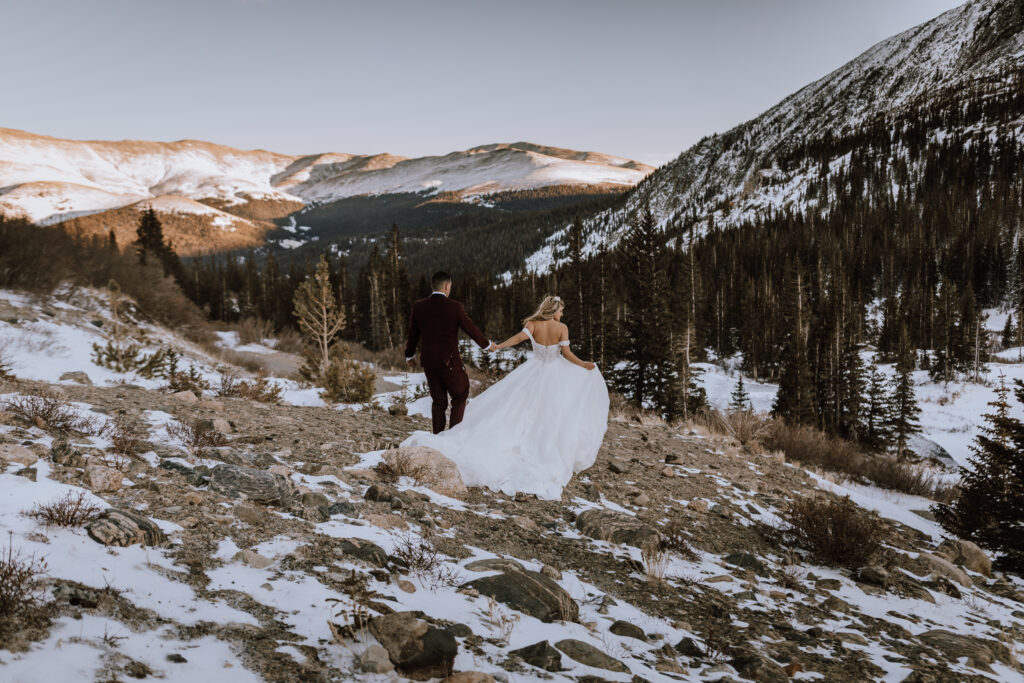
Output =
[{"x1": 431, "y1": 271, "x2": 452, "y2": 290}]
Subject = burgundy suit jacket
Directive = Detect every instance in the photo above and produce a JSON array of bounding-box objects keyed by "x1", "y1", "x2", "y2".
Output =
[{"x1": 405, "y1": 294, "x2": 489, "y2": 369}]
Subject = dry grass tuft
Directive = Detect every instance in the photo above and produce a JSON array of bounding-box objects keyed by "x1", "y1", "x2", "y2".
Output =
[
  {"x1": 1, "y1": 390, "x2": 98, "y2": 434},
  {"x1": 166, "y1": 418, "x2": 227, "y2": 450},
  {"x1": 0, "y1": 534, "x2": 48, "y2": 629},
  {"x1": 217, "y1": 368, "x2": 283, "y2": 404},
  {"x1": 659, "y1": 519, "x2": 698, "y2": 559},
  {"x1": 374, "y1": 451, "x2": 429, "y2": 484},
  {"x1": 102, "y1": 413, "x2": 148, "y2": 457},
  {"x1": 25, "y1": 491, "x2": 102, "y2": 528},
  {"x1": 237, "y1": 317, "x2": 274, "y2": 346},
  {"x1": 693, "y1": 408, "x2": 774, "y2": 448},
  {"x1": 389, "y1": 532, "x2": 461, "y2": 588},
  {"x1": 641, "y1": 539, "x2": 670, "y2": 581}
]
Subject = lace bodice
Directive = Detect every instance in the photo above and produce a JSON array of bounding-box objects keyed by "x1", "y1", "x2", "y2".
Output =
[{"x1": 523, "y1": 327, "x2": 569, "y2": 363}]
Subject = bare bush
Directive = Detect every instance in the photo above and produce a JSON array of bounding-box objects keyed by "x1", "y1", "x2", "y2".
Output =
[
  {"x1": 776, "y1": 496, "x2": 884, "y2": 567},
  {"x1": 1, "y1": 390, "x2": 98, "y2": 434},
  {"x1": 218, "y1": 350, "x2": 265, "y2": 373},
  {"x1": 641, "y1": 539, "x2": 669, "y2": 581},
  {"x1": 237, "y1": 317, "x2": 274, "y2": 346},
  {"x1": 102, "y1": 413, "x2": 147, "y2": 456},
  {"x1": 659, "y1": 519, "x2": 697, "y2": 559},
  {"x1": 165, "y1": 363, "x2": 211, "y2": 397},
  {"x1": 0, "y1": 340, "x2": 14, "y2": 380},
  {"x1": 389, "y1": 532, "x2": 461, "y2": 588},
  {"x1": 273, "y1": 326, "x2": 305, "y2": 354},
  {"x1": 25, "y1": 491, "x2": 101, "y2": 528},
  {"x1": 0, "y1": 534, "x2": 48, "y2": 627},
  {"x1": 217, "y1": 368, "x2": 283, "y2": 404},
  {"x1": 374, "y1": 450, "x2": 429, "y2": 484},
  {"x1": 694, "y1": 408, "x2": 773, "y2": 448},
  {"x1": 166, "y1": 418, "x2": 227, "y2": 450}
]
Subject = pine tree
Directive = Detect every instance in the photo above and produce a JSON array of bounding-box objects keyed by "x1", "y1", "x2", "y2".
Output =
[
  {"x1": 861, "y1": 363, "x2": 893, "y2": 452},
  {"x1": 934, "y1": 374, "x2": 1024, "y2": 571},
  {"x1": 1002, "y1": 313, "x2": 1015, "y2": 349},
  {"x1": 773, "y1": 267, "x2": 816, "y2": 425},
  {"x1": 729, "y1": 374, "x2": 751, "y2": 412},
  {"x1": 889, "y1": 330, "x2": 922, "y2": 458},
  {"x1": 133, "y1": 207, "x2": 184, "y2": 283},
  {"x1": 293, "y1": 254, "x2": 345, "y2": 379}
]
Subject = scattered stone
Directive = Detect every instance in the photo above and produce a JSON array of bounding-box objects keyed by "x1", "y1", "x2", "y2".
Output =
[
  {"x1": 835, "y1": 631, "x2": 868, "y2": 645},
  {"x1": 920, "y1": 630, "x2": 1007, "y2": 668},
  {"x1": 166, "y1": 654, "x2": 187, "y2": 664},
  {"x1": 208, "y1": 464, "x2": 295, "y2": 506},
  {"x1": 575, "y1": 509, "x2": 660, "y2": 548},
  {"x1": 461, "y1": 570, "x2": 578, "y2": 623},
  {"x1": 170, "y1": 390, "x2": 199, "y2": 403},
  {"x1": 85, "y1": 465, "x2": 123, "y2": 493},
  {"x1": 540, "y1": 564, "x2": 561, "y2": 580},
  {"x1": 633, "y1": 493, "x2": 651, "y2": 506},
  {"x1": 464, "y1": 558, "x2": 526, "y2": 573},
  {"x1": 368, "y1": 611, "x2": 457, "y2": 680},
  {"x1": 660, "y1": 466, "x2": 676, "y2": 478},
  {"x1": 608, "y1": 459, "x2": 627, "y2": 473},
  {"x1": 1, "y1": 444, "x2": 39, "y2": 467},
  {"x1": 858, "y1": 565, "x2": 890, "y2": 586},
  {"x1": 365, "y1": 484, "x2": 398, "y2": 502},
  {"x1": 918, "y1": 552, "x2": 972, "y2": 588},
  {"x1": 340, "y1": 538, "x2": 390, "y2": 568},
  {"x1": 183, "y1": 491, "x2": 204, "y2": 506},
  {"x1": 381, "y1": 446, "x2": 468, "y2": 498},
  {"x1": 355, "y1": 644, "x2": 394, "y2": 674},
  {"x1": 211, "y1": 417, "x2": 232, "y2": 433},
  {"x1": 14, "y1": 467, "x2": 36, "y2": 481},
  {"x1": 724, "y1": 552, "x2": 767, "y2": 575},
  {"x1": 674, "y1": 637, "x2": 703, "y2": 657},
  {"x1": 609, "y1": 620, "x2": 645, "y2": 641},
  {"x1": 59, "y1": 371, "x2": 92, "y2": 385},
  {"x1": 688, "y1": 499, "x2": 708, "y2": 513},
  {"x1": 935, "y1": 539, "x2": 991, "y2": 577},
  {"x1": 444, "y1": 623, "x2": 473, "y2": 638},
  {"x1": 397, "y1": 579, "x2": 416, "y2": 593},
  {"x1": 730, "y1": 653, "x2": 788, "y2": 683},
  {"x1": 510, "y1": 640, "x2": 563, "y2": 672},
  {"x1": 554, "y1": 639, "x2": 629, "y2": 673},
  {"x1": 822, "y1": 596, "x2": 851, "y2": 614},
  {"x1": 87, "y1": 509, "x2": 167, "y2": 547},
  {"x1": 328, "y1": 500, "x2": 359, "y2": 518},
  {"x1": 234, "y1": 549, "x2": 274, "y2": 569}
]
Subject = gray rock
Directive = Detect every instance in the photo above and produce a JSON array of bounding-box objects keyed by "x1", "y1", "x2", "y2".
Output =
[
  {"x1": 510, "y1": 640, "x2": 563, "y2": 672},
  {"x1": 355, "y1": 644, "x2": 394, "y2": 674},
  {"x1": 233, "y1": 502, "x2": 265, "y2": 525},
  {"x1": 87, "y1": 509, "x2": 166, "y2": 547},
  {"x1": 575, "y1": 509, "x2": 661, "y2": 548},
  {"x1": 14, "y1": 467, "x2": 36, "y2": 481},
  {"x1": 464, "y1": 558, "x2": 526, "y2": 573},
  {"x1": 328, "y1": 501, "x2": 359, "y2": 518},
  {"x1": 724, "y1": 552, "x2": 767, "y2": 575},
  {"x1": 554, "y1": 639, "x2": 629, "y2": 673},
  {"x1": 858, "y1": 565, "x2": 890, "y2": 586},
  {"x1": 674, "y1": 636, "x2": 703, "y2": 657},
  {"x1": 208, "y1": 464, "x2": 295, "y2": 506},
  {"x1": 1, "y1": 444, "x2": 38, "y2": 467},
  {"x1": 368, "y1": 611, "x2": 457, "y2": 679},
  {"x1": 609, "y1": 620, "x2": 645, "y2": 641},
  {"x1": 461, "y1": 570, "x2": 578, "y2": 623},
  {"x1": 920, "y1": 629, "x2": 1010, "y2": 668},
  {"x1": 918, "y1": 552, "x2": 972, "y2": 588},
  {"x1": 935, "y1": 539, "x2": 991, "y2": 577},
  {"x1": 59, "y1": 371, "x2": 93, "y2": 385},
  {"x1": 339, "y1": 538, "x2": 390, "y2": 568},
  {"x1": 49, "y1": 438, "x2": 85, "y2": 467},
  {"x1": 730, "y1": 653, "x2": 788, "y2": 683}
]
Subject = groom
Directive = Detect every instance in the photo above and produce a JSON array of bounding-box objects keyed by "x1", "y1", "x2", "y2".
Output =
[{"x1": 405, "y1": 271, "x2": 496, "y2": 434}]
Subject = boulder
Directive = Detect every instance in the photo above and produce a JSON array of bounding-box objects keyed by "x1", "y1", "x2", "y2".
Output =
[
  {"x1": 381, "y1": 446, "x2": 468, "y2": 498},
  {"x1": 59, "y1": 371, "x2": 92, "y2": 385},
  {"x1": 170, "y1": 390, "x2": 199, "y2": 403},
  {"x1": 724, "y1": 552, "x2": 767, "y2": 575},
  {"x1": 730, "y1": 653, "x2": 788, "y2": 683},
  {"x1": 510, "y1": 640, "x2": 563, "y2": 672},
  {"x1": 328, "y1": 500, "x2": 359, "y2": 518},
  {"x1": 85, "y1": 465, "x2": 123, "y2": 493},
  {"x1": 935, "y1": 539, "x2": 991, "y2": 577},
  {"x1": 575, "y1": 509, "x2": 661, "y2": 548},
  {"x1": 920, "y1": 630, "x2": 1008, "y2": 668},
  {"x1": 208, "y1": 464, "x2": 296, "y2": 506},
  {"x1": 355, "y1": 644, "x2": 394, "y2": 674},
  {"x1": 553, "y1": 639, "x2": 629, "y2": 673},
  {"x1": 233, "y1": 549, "x2": 274, "y2": 569},
  {"x1": 461, "y1": 570, "x2": 578, "y2": 623},
  {"x1": 87, "y1": 509, "x2": 166, "y2": 547},
  {"x1": 339, "y1": 538, "x2": 390, "y2": 568},
  {"x1": 858, "y1": 565, "x2": 890, "y2": 586},
  {"x1": 233, "y1": 502, "x2": 265, "y2": 525},
  {"x1": 464, "y1": 558, "x2": 526, "y2": 573},
  {"x1": 1, "y1": 443, "x2": 39, "y2": 467},
  {"x1": 609, "y1": 620, "x2": 645, "y2": 641},
  {"x1": 367, "y1": 611, "x2": 457, "y2": 680},
  {"x1": 674, "y1": 637, "x2": 703, "y2": 657},
  {"x1": 918, "y1": 552, "x2": 972, "y2": 588}
]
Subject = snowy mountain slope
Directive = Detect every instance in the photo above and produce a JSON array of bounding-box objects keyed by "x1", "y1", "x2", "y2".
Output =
[
  {"x1": 0, "y1": 128, "x2": 653, "y2": 228},
  {"x1": 525, "y1": 0, "x2": 1024, "y2": 272}
]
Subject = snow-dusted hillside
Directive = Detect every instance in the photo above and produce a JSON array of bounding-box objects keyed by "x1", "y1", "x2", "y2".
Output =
[
  {"x1": 525, "y1": 0, "x2": 1024, "y2": 272},
  {"x1": 0, "y1": 128, "x2": 652, "y2": 230}
]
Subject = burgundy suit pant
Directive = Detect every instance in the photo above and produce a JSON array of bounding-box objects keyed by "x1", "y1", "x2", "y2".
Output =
[{"x1": 423, "y1": 363, "x2": 470, "y2": 434}]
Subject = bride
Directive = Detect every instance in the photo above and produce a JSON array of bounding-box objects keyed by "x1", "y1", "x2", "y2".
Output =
[{"x1": 401, "y1": 295, "x2": 609, "y2": 500}]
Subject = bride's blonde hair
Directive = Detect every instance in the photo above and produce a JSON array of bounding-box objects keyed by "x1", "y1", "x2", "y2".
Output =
[{"x1": 522, "y1": 294, "x2": 564, "y2": 326}]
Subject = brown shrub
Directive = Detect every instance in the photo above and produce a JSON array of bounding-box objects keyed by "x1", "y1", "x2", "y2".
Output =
[
  {"x1": 217, "y1": 368, "x2": 283, "y2": 404},
  {"x1": 102, "y1": 413, "x2": 148, "y2": 456},
  {"x1": 659, "y1": 519, "x2": 697, "y2": 559},
  {"x1": 25, "y1": 491, "x2": 102, "y2": 528},
  {"x1": 374, "y1": 451, "x2": 429, "y2": 484},
  {"x1": 389, "y1": 532, "x2": 461, "y2": 588},
  {"x1": 237, "y1": 317, "x2": 275, "y2": 346},
  {"x1": 166, "y1": 418, "x2": 227, "y2": 450},
  {"x1": 1, "y1": 390, "x2": 99, "y2": 434},
  {"x1": 694, "y1": 408, "x2": 773, "y2": 448},
  {"x1": 0, "y1": 535, "x2": 48, "y2": 627},
  {"x1": 273, "y1": 326, "x2": 305, "y2": 354},
  {"x1": 165, "y1": 364, "x2": 211, "y2": 397},
  {"x1": 777, "y1": 496, "x2": 884, "y2": 567}
]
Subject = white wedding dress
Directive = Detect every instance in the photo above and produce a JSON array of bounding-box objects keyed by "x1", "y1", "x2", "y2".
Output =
[{"x1": 401, "y1": 328, "x2": 609, "y2": 500}]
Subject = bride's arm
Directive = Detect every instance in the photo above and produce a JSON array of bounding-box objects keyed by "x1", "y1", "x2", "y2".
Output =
[
  {"x1": 494, "y1": 330, "x2": 529, "y2": 350},
  {"x1": 558, "y1": 326, "x2": 596, "y2": 370}
]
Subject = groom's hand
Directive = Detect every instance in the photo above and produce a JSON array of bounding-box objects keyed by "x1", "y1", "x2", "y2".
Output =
[
  {"x1": 487, "y1": 342, "x2": 499, "y2": 352},
  {"x1": 406, "y1": 357, "x2": 417, "y2": 368}
]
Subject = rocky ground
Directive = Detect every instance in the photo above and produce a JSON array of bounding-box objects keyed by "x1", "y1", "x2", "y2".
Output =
[
  {"x1": 0, "y1": 373, "x2": 1022, "y2": 683},
  {"x1": 0, "y1": 289, "x2": 1022, "y2": 682}
]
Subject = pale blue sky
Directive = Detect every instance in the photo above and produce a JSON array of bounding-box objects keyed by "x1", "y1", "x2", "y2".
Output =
[{"x1": 3, "y1": 0, "x2": 964, "y2": 164}]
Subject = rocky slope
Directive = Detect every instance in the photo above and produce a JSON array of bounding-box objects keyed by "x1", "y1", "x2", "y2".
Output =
[
  {"x1": 524, "y1": 0, "x2": 1024, "y2": 273},
  {"x1": 0, "y1": 128, "x2": 652, "y2": 255},
  {"x1": 0, "y1": 290, "x2": 1021, "y2": 682}
]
